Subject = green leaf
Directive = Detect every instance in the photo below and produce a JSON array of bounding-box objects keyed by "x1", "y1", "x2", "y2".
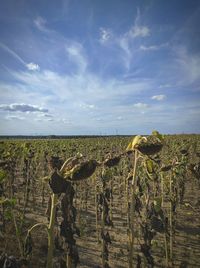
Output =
[
  {"x1": 154, "y1": 197, "x2": 162, "y2": 212},
  {"x1": 4, "y1": 209, "x2": 12, "y2": 220},
  {"x1": 145, "y1": 159, "x2": 154, "y2": 174},
  {"x1": 0, "y1": 169, "x2": 7, "y2": 183},
  {"x1": 0, "y1": 197, "x2": 16, "y2": 207}
]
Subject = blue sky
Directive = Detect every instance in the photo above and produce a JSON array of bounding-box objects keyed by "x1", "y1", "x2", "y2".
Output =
[{"x1": 0, "y1": 0, "x2": 200, "y2": 135}]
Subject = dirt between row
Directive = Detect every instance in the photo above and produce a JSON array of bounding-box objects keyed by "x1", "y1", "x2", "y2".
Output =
[{"x1": 1, "y1": 177, "x2": 200, "y2": 268}]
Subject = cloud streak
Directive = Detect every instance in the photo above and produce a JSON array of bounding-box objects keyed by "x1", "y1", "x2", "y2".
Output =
[
  {"x1": 0, "y1": 42, "x2": 40, "y2": 71},
  {"x1": 66, "y1": 42, "x2": 87, "y2": 73},
  {"x1": 140, "y1": 43, "x2": 168, "y2": 51},
  {"x1": 0, "y1": 42, "x2": 26, "y2": 65},
  {"x1": 129, "y1": 25, "x2": 150, "y2": 38},
  {"x1": 6, "y1": 115, "x2": 25, "y2": 120},
  {"x1": 98, "y1": 8, "x2": 151, "y2": 71},
  {"x1": 127, "y1": 8, "x2": 150, "y2": 39}
]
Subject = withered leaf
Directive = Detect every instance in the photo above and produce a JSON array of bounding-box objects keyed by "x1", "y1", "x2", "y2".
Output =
[
  {"x1": 69, "y1": 160, "x2": 99, "y2": 181},
  {"x1": 137, "y1": 143, "x2": 163, "y2": 155},
  {"x1": 160, "y1": 165, "x2": 172, "y2": 172},
  {"x1": 104, "y1": 156, "x2": 121, "y2": 167}
]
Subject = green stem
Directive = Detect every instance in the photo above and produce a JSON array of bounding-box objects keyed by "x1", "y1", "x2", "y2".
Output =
[
  {"x1": 101, "y1": 169, "x2": 106, "y2": 268},
  {"x1": 95, "y1": 177, "x2": 100, "y2": 242},
  {"x1": 161, "y1": 173, "x2": 169, "y2": 267},
  {"x1": 67, "y1": 254, "x2": 72, "y2": 268},
  {"x1": 11, "y1": 209, "x2": 23, "y2": 258},
  {"x1": 46, "y1": 193, "x2": 57, "y2": 268},
  {"x1": 164, "y1": 232, "x2": 169, "y2": 267},
  {"x1": 28, "y1": 223, "x2": 48, "y2": 234},
  {"x1": 109, "y1": 179, "x2": 113, "y2": 221},
  {"x1": 161, "y1": 173, "x2": 164, "y2": 207},
  {"x1": 169, "y1": 173, "x2": 173, "y2": 264},
  {"x1": 129, "y1": 150, "x2": 138, "y2": 268}
]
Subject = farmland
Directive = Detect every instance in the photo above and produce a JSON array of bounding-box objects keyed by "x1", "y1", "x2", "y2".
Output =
[{"x1": 0, "y1": 134, "x2": 200, "y2": 268}]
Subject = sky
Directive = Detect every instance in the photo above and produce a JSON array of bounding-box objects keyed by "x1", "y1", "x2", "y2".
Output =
[{"x1": 0, "y1": 0, "x2": 200, "y2": 135}]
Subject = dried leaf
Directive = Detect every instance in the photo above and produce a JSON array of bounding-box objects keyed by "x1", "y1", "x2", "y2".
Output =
[
  {"x1": 104, "y1": 156, "x2": 121, "y2": 167},
  {"x1": 136, "y1": 136, "x2": 163, "y2": 155},
  {"x1": 66, "y1": 160, "x2": 100, "y2": 181},
  {"x1": 49, "y1": 171, "x2": 70, "y2": 194}
]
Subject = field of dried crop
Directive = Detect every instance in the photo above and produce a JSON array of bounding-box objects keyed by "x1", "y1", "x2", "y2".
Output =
[{"x1": 0, "y1": 134, "x2": 200, "y2": 268}]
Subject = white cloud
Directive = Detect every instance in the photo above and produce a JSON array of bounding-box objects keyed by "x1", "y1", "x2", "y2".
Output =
[
  {"x1": 159, "y1": 84, "x2": 171, "y2": 89},
  {"x1": 133, "y1": 102, "x2": 149, "y2": 108},
  {"x1": 140, "y1": 45, "x2": 159, "y2": 51},
  {"x1": 129, "y1": 25, "x2": 150, "y2": 38},
  {"x1": 79, "y1": 103, "x2": 95, "y2": 109},
  {"x1": 43, "y1": 113, "x2": 53, "y2": 118},
  {"x1": 0, "y1": 103, "x2": 48, "y2": 113},
  {"x1": 61, "y1": 118, "x2": 71, "y2": 124},
  {"x1": 140, "y1": 43, "x2": 168, "y2": 51},
  {"x1": 6, "y1": 115, "x2": 25, "y2": 120},
  {"x1": 34, "y1": 17, "x2": 47, "y2": 32},
  {"x1": 151, "y1": 95, "x2": 166, "y2": 101},
  {"x1": 99, "y1": 28, "x2": 112, "y2": 44},
  {"x1": 128, "y1": 8, "x2": 150, "y2": 39},
  {"x1": 0, "y1": 68, "x2": 154, "y2": 135},
  {"x1": 9, "y1": 69, "x2": 152, "y2": 108},
  {"x1": 117, "y1": 116, "x2": 123, "y2": 120},
  {"x1": 26, "y1": 62, "x2": 40, "y2": 71},
  {"x1": 97, "y1": 9, "x2": 150, "y2": 71},
  {"x1": 37, "y1": 113, "x2": 53, "y2": 118},
  {"x1": 117, "y1": 9, "x2": 150, "y2": 69}
]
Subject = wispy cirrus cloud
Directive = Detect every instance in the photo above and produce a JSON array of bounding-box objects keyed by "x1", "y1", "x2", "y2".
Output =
[
  {"x1": 66, "y1": 42, "x2": 87, "y2": 73},
  {"x1": 128, "y1": 25, "x2": 150, "y2": 38},
  {"x1": 0, "y1": 42, "x2": 40, "y2": 71},
  {"x1": 173, "y1": 46, "x2": 200, "y2": 86},
  {"x1": 100, "y1": 8, "x2": 151, "y2": 70},
  {"x1": 9, "y1": 67, "x2": 151, "y2": 105},
  {"x1": 119, "y1": 9, "x2": 150, "y2": 68},
  {"x1": 0, "y1": 42, "x2": 26, "y2": 65},
  {"x1": 140, "y1": 43, "x2": 168, "y2": 51},
  {"x1": 126, "y1": 8, "x2": 150, "y2": 39}
]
